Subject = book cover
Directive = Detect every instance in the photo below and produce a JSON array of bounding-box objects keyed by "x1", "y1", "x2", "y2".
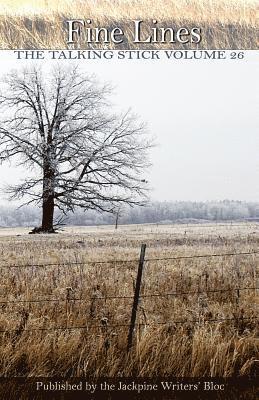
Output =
[{"x1": 0, "y1": 1, "x2": 258, "y2": 399}]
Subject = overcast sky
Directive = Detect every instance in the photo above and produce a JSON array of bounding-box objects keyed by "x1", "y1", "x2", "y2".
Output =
[{"x1": 0, "y1": 51, "x2": 258, "y2": 203}]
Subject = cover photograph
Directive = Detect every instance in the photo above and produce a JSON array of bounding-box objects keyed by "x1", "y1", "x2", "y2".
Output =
[{"x1": 0, "y1": 1, "x2": 258, "y2": 399}]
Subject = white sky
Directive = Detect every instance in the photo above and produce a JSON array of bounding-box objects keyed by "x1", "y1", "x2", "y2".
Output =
[{"x1": 0, "y1": 50, "x2": 258, "y2": 203}]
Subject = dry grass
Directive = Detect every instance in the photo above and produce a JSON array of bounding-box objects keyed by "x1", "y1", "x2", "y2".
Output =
[
  {"x1": 0, "y1": 222, "x2": 258, "y2": 377},
  {"x1": 0, "y1": 0, "x2": 257, "y2": 49}
]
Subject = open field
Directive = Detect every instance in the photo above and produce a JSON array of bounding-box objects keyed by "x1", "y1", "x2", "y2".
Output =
[
  {"x1": 0, "y1": 222, "x2": 258, "y2": 377},
  {"x1": 0, "y1": 0, "x2": 257, "y2": 49}
]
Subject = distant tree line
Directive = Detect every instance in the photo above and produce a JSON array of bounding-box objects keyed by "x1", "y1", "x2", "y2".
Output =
[{"x1": 1, "y1": 200, "x2": 259, "y2": 228}]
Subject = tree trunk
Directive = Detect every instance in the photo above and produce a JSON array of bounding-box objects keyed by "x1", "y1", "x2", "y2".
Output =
[
  {"x1": 42, "y1": 193, "x2": 55, "y2": 232},
  {"x1": 41, "y1": 162, "x2": 55, "y2": 232}
]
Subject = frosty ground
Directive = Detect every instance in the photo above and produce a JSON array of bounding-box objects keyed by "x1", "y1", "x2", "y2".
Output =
[{"x1": 0, "y1": 222, "x2": 258, "y2": 376}]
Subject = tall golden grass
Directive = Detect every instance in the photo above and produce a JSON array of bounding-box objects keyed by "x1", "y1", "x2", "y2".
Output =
[
  {"x1": 0, "y1": 0, "x2": 257, "y2": 48},
  {"x1": 0, "y1": 223, "x2": 258, "y2": 377}
]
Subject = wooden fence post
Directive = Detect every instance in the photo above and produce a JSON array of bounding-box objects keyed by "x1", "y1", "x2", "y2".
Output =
[{"x1": 127, "y1": 243, "x2": 146, "y2": 352}]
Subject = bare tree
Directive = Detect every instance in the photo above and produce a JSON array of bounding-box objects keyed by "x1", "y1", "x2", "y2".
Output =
[{"x1": 0, "y1": 66, "x2": 152, "y2": 232}]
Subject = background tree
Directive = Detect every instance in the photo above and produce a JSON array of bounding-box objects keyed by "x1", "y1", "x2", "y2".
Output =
[{"x1": 0, "y1": 66, "x2": 152, "y2": 232}]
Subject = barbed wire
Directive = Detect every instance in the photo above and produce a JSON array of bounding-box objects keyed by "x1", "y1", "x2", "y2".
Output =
[
  {"x1": 145, "y1": 250, "x2": 259, "y2": 262},
  {"x1": 140, "y1": 286, "x2": 259, "y2": 298},
  {"x1": 0, "y1": 250, "x2": 258, "y2": 269},
  {"x1": 0, "y1": 247, "x2": 258, "y2": 340},
  {"x1": 0, "y1": 286, "x2": 257, "y2": 305},
  {"x1": 0, "y1": 316, "x2": 258, "y2": 334}
]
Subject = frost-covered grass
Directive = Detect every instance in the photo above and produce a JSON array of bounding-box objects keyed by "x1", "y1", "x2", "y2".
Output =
[
  {"x1": 0, "y1": 0, "x2": 257, "y2": 48},
  {"x1": 0, "y1": 223, "x2": 258, "y2": 376}
]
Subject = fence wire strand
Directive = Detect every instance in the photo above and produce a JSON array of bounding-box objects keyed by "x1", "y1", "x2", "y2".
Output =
[
  {"x1": 0, "y1": 250, "x2": 258, "y2": 269},
  {"x1": 0, "y1": 316, "x2": 258, "y2": 334},
  {"x1": 0, "y1": 286, "x2": 258, "y2": 305}
]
